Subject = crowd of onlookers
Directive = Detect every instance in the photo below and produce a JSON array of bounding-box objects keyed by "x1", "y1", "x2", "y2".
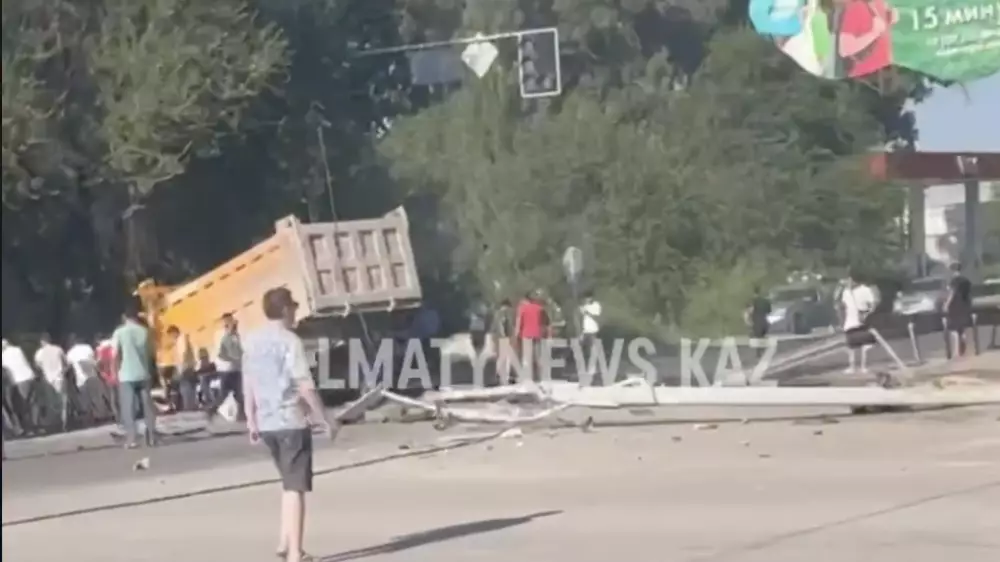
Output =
[
  {"x1": 2, "y1": 333, "x2": 120, "y2": 440},
  {"x1": 2, "y1": 307, "x2": 245, "y2": 457}
]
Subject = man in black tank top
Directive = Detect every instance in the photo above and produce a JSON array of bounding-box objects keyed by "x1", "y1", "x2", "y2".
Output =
[{"x1": 944, "y1": 262, "x2": 973, "y2": 357}]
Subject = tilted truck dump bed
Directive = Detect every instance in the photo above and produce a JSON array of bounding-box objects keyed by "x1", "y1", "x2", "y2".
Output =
[{"x1": 137, "y1": 208, "x2": 421, "y2": 369}]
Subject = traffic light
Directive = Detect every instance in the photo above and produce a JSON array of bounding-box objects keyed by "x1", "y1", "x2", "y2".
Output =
[{"x1": 517, "y1": 28, "x2": 561, "y2": 98}]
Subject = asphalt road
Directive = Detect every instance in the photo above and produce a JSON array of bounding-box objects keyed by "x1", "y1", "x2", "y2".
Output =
[
  {"x1": 3, "y1": 325, "x2": 996, "y2": 498},
  {"x1": 1, "y1": 420, "x2": 440, "y2": 500},
  {"x1": 6, "y1": 408, "x2": 1000, "y2": 562}
]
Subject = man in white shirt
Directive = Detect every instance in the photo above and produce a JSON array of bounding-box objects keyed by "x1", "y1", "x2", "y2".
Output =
[
  {"x1": 34, "y1": 333, "x2": 70, "y2": 430},
  {"x1": 66, "y1": 334, "x2": 108, "y2": 423},
  {"x1": 578, "y1": 293, "x2": 603, "y2": 376},
  {"x1": 66, "y1": 335, "x2": 98, "y2": 388},
  {"x1": 2, "y1": 338, "x2": 36, "y2": 386},
  {"x1": 3, "y1": 338, "x2": 38, "y2": 433},
  {"x1": 840, "y1": 274, "x2": 877, "y2": 374}
]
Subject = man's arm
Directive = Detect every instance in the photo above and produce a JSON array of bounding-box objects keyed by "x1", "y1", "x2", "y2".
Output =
[
  {"x1": 944, "y1": 279, "x2": 957, "y2": 310},
  {"x1": 113, "y1": 332, "x2": 124, "y2": 378},
  {"x1": 837, "y1": 5, "x2": 888, "y2": 58},
  {"x1": 146, "y1": 330, "x2": 156, "y2": 366},
  {"x1": 863, "y1": 287, "x2": 878, "y2": 312},
  {"x1": 289, "y1": 336, "x2": 328, "y2": 427},
  {"x1": 242, "y1": 365, "x2": 257, "y2": 434}
]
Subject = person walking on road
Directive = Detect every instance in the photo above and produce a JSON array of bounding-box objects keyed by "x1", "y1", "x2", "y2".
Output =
[
  {"x1": 113, "y1": 302, "x2": 158, "y2": 448},
  {"x1": 841, "y1": 273, "x2": 877, "y2": 374},
  {"x1": 944, "y1": 262, "x2": 973, "y2": 358},
  {"x1": 205, "y1": 312, "x2": 244, "y2": 422},
  {"x1": 96, "y1": 334, "x2": 120, "y2": 424},
  {"x1": 745, "y1": 286, "x2": 772, "y2": 359},
  {"x1": 468, "y1": 300, "x2": 490, "y2": 357},
  {"x1": 514, "y1": 290, "x2": 549, "y2": 382},
  {"x1": 34, "y1": 333, "x2": 70, "y2": 431},
  {"x1": 167, "y1": 325, "x2": 198, "y2": 411},
  {"x1": 490, "y1": 299, "x2": 514, "y2": 385},
  {"x1": 578, "y1": 292, "x2": 602, "y2": 376},
  {"x1": 243, "y1": 287, "x2": 337, "y2": 562}
]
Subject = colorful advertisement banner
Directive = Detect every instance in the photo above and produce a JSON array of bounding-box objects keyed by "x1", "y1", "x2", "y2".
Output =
[{"x1": 749, "y1": 0, "x2": 1000, "y2": 82}]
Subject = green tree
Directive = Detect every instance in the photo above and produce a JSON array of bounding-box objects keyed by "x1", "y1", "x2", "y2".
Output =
[
  {"x1": 1, "y1": 0, "x2": 289, "y2": 332},
  {"x1": 380, "y1": 1, "x2": 911, "y2": 334}
]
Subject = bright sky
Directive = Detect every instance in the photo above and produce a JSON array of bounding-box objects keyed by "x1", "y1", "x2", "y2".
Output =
[{"x1": 914, "y1": 73, "x2": 1000, "y2": 152}]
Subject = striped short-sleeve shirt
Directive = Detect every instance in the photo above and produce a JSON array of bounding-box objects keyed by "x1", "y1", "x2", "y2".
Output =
[{"x1": 242, "y1": 321, "x2": 313, "y2": 432}]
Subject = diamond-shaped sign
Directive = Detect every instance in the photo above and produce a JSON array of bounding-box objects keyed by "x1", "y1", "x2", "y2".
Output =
[{"x1": 461, "y1": 35, "x2": 498, "y2": 78}]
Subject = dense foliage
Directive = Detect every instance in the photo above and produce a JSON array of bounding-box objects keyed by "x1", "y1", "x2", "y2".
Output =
[{"x1": 2, "y1": 0, "x2": 928, "y2": 337}]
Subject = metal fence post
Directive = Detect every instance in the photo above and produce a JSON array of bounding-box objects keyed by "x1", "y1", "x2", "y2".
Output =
[
  {"x1": 907, "y1": 321, "x2": 922, "y2": 363},
  {"x1": 971, "y1": 313, "x2": 981, "y2": 356},
  {"x1": 942, "y1": 316, "x2": 952, "y2": 359}
]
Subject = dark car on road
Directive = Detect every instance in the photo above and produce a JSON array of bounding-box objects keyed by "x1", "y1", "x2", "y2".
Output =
[{"x1": 766, "y1": 284, "x2": 837, "y2": 335}]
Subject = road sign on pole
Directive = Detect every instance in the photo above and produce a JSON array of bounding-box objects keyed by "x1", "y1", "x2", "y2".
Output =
[
  {"x1": 563, "y1": 246, "x2": 583, "y2": 285},
  {"x1": 461, "y1": 34, "x2": 498, "y2": 78}
]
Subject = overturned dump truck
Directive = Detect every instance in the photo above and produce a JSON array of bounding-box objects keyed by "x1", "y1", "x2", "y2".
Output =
[{"x1": 135, "y1": 208, "x2": 422, "y2": 398}]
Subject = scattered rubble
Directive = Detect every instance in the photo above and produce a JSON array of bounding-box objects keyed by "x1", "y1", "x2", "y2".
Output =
[{"x1": 326, "y1": 369, "x2": 999, "y2": 445}]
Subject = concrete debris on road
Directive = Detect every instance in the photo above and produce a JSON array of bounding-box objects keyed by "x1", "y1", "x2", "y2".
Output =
[{"x1": 316, "y1": 372, "x2": 1000, "y2": 443}]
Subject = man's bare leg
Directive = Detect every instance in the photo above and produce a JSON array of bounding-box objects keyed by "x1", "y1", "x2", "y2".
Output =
[
  {"x1": 279, "y1": 491, "x2": 306, "y2": 561},
  {"x1": 950, "y1": 330, "x2": 963, "y2": 358}
]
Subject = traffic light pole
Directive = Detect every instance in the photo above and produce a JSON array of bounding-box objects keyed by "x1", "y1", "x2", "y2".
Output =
[
  {"x1": 355, "y1": 27, "x2": 562, "y2": 98},
  {"x1": 352, "y1": 27, "x2": 558, "y2": 58}
]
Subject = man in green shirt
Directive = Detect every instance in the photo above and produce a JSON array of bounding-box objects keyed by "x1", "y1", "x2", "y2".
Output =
[{"x1": 112, "y1": 301, "x2": 158, "y2": 448}]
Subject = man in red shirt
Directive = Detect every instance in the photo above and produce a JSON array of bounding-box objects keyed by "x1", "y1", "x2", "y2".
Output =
[
  {"x1": 95, "y1": 335, "x2": 120, "y2": 422},
  {"x1": 514, "y1": 290, "x2": 549, "y2": 382},
  {"x1": 834, "y1": 0, "x2": 897, "y2": 78}
]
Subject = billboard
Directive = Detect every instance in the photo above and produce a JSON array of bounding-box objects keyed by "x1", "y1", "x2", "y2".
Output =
[{"x1": 750, "y1": 0, "x2": 1000, "y2": 82}]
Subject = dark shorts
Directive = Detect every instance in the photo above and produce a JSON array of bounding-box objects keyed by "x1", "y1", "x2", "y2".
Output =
[
  {"x1": 261, "y1": 428, "x2": 313, "y2": 492},
  {"x1": 845, "y1": 326, "x2": 875, "y2": 349},
  {"x1": 946, "y1": 310, "x2": 972, "y2": 332}
]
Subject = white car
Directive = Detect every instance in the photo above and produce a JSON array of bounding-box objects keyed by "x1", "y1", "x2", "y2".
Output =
[
  {"x1": 972, "y1": 277, "x2": 1000, "y2": 309},
  {"x1": 893, "y1": 277, "x2": 947, "y2": 316}
]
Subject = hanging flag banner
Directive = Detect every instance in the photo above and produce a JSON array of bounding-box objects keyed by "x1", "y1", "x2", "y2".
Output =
[{"x1": 749, "y1": 0, "x2": 1000, "y2": 82}]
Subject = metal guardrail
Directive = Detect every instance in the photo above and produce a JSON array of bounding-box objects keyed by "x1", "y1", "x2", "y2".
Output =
[{"x1": 890, "y1": 305, "x2": 1000, "y2": 361}]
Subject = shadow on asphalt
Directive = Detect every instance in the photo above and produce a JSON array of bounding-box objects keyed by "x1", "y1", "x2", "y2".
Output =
[
  {"x1": 319, "y1": 510, "x2": 563, "y2": 561},
  {"x1": 1, "y1": 427, "x2": 524, "y2": 527}
]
